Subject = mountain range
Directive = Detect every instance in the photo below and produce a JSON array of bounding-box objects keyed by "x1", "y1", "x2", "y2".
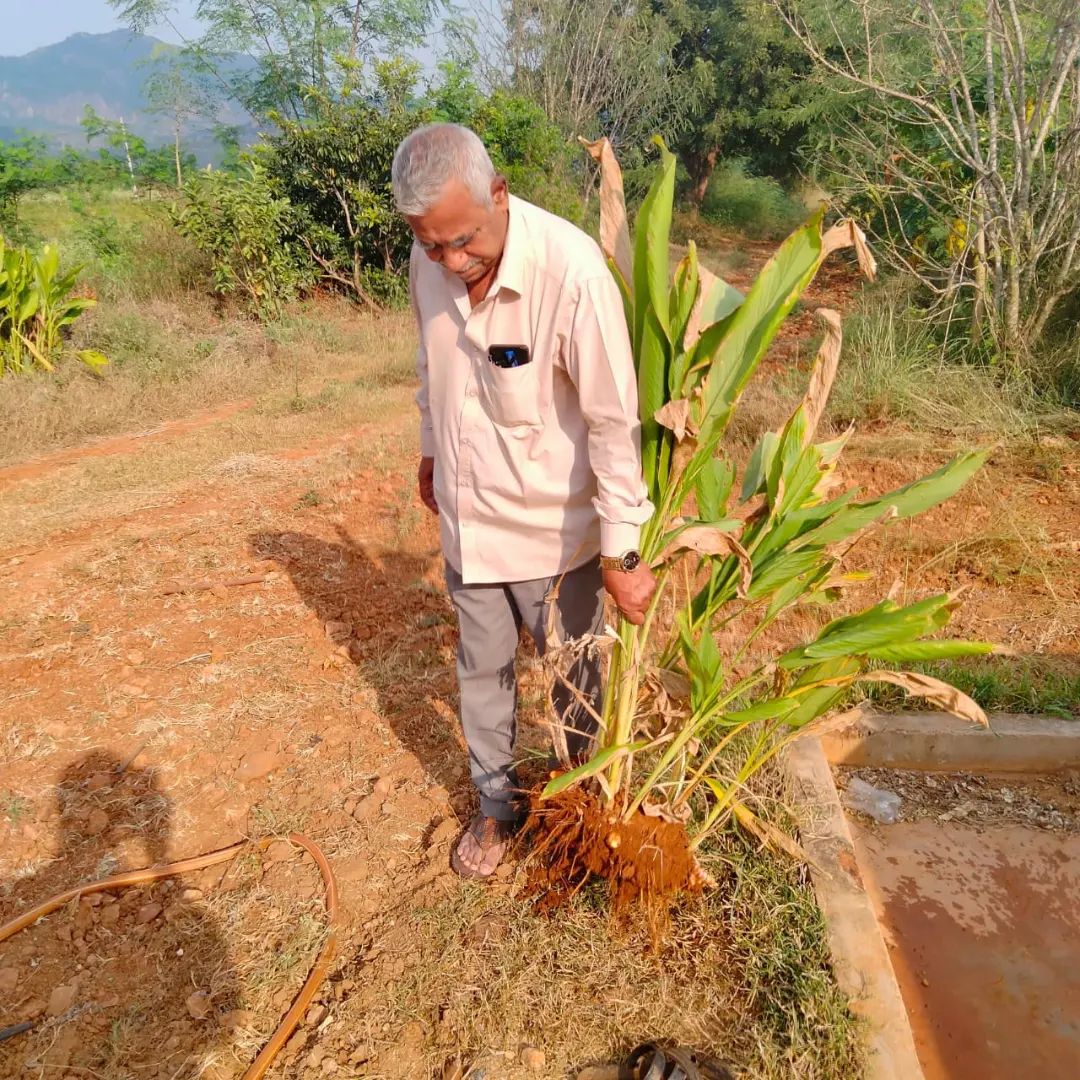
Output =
[{"x1": 0, "y1": 30, "x2": 254, "y2": 162}]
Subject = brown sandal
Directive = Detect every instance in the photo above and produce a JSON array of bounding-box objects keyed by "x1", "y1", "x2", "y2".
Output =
[{"x1": 450, "y1": 813, "x2": 521, "y2": 880}]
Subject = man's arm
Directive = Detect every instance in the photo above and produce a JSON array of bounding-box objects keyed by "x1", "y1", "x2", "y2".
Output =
[
  {"x1": 566, "y1": 274, "x2": 656, "y2": 623},
  {"x1": 410, "y1": 248, "x2": 438, "y2": 515}
]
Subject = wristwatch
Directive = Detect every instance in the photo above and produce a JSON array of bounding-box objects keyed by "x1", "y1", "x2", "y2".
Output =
[{"x1": 600, "y1": 550, "x2": 642, "y2": 573}]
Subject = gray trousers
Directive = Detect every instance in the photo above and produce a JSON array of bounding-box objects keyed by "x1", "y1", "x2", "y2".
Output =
[{"x1": 445, "y1": 559, "x2": 606, "y2": 821}]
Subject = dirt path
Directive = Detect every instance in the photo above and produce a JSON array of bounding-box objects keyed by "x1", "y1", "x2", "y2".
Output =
[{"x1": 0, "y1": 401, "x2": 254, "y2": 494}]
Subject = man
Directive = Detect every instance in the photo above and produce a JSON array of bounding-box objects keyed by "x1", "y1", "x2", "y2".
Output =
[{"x1": 392, "y1": 123, "x2": 656, "y2": 879}]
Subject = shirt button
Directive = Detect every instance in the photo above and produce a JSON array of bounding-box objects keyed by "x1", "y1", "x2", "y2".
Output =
[{"x1": 467, "y1": 387, "x2": 478, "y2": 398}]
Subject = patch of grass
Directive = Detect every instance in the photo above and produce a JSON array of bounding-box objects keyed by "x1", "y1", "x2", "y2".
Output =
[
  {"x1": 700, "y1": 160, "x2": 807, "y2": 241},
  {"x1": 858, "y1": 657, "x2": 1080, "y2": 720},
  {"x1": 350, "y1": 827, "x2": 859, "y2": 1078},
  {"x1": 3, "y1": 792, "x2": 30, "y2": 825},
  {"x1": 295, "y1": 488, "x2": 324, "y2": 509},
  {"x1": 827, "y1": 284, "x2": 1041, "y2": 435}
]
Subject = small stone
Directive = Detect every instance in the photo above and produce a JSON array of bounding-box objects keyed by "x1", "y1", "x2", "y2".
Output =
[
  {"x1": 86, "y1": 772, "x2": 113, "y2": 791},
  {"x1": 429, "y1": 817, "x2": 460, "y2": 848},
  {"x1": 306, "y1": 1003, "x2": 329, "y2": 1027},
  {"x1": 180, "y1": 888, "x2": 204, "y2": 903},
  {"x1": 324, "y1": 620, "x2": 351, "y2": 643},
  {"x1": 265, "y1": 840, "x2": 294, "y2": 863},
  {"x1": 99, "y1": 904, "x2": 120, "y2": 927},
  {"x1": 352, "y1": 795, "x2": 383, "y2": 822},
  {"x1": 220, "y1": 1009, "x2": 253, "y2": 1032},
  {"x1": 186, "y1": 990, "x2": 212, "y2": 1020},
  {"x1": 373, "y1": 776, "x2": 394, "y2": 796},
  {"x1": 86, "y1": 809, "x2": 109, "y2": 835},
  {"x1": 519, "y1": 1045, "x2": 546, "y2": 1071},
  {"x1": 126, "y1": 650, "x2": 145, "y2": 665},
  {"x1": 0, "y1": 968, "x2": 17, "y2": 994},
  {"x1": 469, "y1": 914, "x2": 508, "y2": 946},
  {"x1": 321, "y1": 1059, "x2": 339, "y2": 1074},
  {"x1": 137, "y1": 903, "x2": 162, "y2": 924},
  {"x1": 235, "y1": 750, "x2": 281, "y2": 782},
  {"x1": 47, "y1": 983, "x2": 77, "y2": 1016}
]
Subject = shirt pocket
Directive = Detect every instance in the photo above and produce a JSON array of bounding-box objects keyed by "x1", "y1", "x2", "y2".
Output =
[{"x1": 476, "y1": 358, "x2": 544, "y2": 429}]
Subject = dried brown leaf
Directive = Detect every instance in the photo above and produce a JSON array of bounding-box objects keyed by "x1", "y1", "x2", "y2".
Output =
[
  {"x1": 858, "y1": 670, "x2": 988, "y2": 726},
  {"x1": 821, "y1": 218, "x2": 878, "y2": 281},
  {"x1": 654, "y1": 667, "x2": 691, "y2": 700},
  {"x1": 580, "y1": 137, "x2": 632, "y2": 283},
  {"x1": 654, "y1": 398, "x2": 693, "y2": 441},
  {"x1": 641, "y1": 800, "x2": 691, "y2": 824},
  {"x1": 731, "y1": 800, "x2": 812, "y2": 865},
  {"x1": 801, "y1": 308, "x2": 843, "y2": 444},
  {"x1": 685, "y1": 263, "x2": 720, "y2": 348},
  {"x1": 660, "y1": 526, "x2": 752, "y2": 597},
  {"x1": 788, "y1": 702, "x2": 872, "y2": 742}
]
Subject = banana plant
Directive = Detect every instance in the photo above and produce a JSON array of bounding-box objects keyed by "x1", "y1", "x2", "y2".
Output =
[
  {"x1": 543, "y1": 139, "x2": 994, "y2": 849},
  {"x1": 0, "y1": 239, "x2": 107, "y2": 375}
]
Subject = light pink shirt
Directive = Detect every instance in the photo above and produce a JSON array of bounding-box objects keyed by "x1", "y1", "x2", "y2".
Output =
[{"x1": 411, "y1": 195, "x2": 653, "y2": 585}]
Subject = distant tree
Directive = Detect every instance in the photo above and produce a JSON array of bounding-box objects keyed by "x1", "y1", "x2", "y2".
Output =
[
  {"x1": 777, "y1": 0, "x2": 1080, "y2": 361},
  {"x1": 143, "y1": 49, "x2": 217, "y2": 184},
  {"x1": 489, "y1": 0, "x2": 698, "y2": 158},
  {"x1": 256, "y1": 60, "x2": 425, "y2": 308},
  {"x1": 81, "y1": 106, "x2": 148, "y2": 194},
  {"x1": 652, "y1": 0, "x2": 820, "y2": 204},
  {"x1": 427, "y1": 62, "x2": 580, "y2": 220},
  {"x1": 108, "y1": 0, "x2": 443, "y2": 120},
  {"x1": 0, "y1": 135, "x2": 50, "y2": 229}
]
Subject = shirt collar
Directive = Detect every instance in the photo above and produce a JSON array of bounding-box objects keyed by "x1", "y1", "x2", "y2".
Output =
[{"x1": 489, "y1": 195, "x2": 527, "y2": 298}]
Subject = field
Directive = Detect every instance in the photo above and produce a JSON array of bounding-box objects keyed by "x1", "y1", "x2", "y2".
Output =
[{"x1": 1, "y1": 194, "x2": 1078, "y2": 1079}]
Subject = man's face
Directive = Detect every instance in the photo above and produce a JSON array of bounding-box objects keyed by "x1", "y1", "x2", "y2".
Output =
[{"x1": 406, "y1": 177, "x2": 509, "y2": 286}]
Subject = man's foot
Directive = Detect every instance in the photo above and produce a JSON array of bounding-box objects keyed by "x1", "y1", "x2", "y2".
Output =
[{"x1": 450, "y1": 813, "x2": 521, "y2": 879}]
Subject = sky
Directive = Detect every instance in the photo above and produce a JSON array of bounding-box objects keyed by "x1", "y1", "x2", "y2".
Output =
[{"x1": 0, "y1": 0, "x2": 205, "y2": 56}]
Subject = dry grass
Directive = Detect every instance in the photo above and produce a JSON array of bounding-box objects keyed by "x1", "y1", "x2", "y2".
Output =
[{"x1": 0, "y1": 295, "x2": 414, "y2": 468}]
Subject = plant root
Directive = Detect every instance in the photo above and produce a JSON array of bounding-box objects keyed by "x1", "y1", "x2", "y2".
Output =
[{"x1": 519, "y1": 786, "x2": 712, "y2": 936}]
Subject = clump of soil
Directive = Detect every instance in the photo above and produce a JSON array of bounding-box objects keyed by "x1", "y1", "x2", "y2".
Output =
[{"x1": 519, "y1": 787, "x2": 712, "y2": 927}]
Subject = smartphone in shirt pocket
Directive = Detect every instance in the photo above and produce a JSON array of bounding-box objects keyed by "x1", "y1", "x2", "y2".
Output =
[{"x1": 480, "y1": 344, "x2": 542, "y2": 428}]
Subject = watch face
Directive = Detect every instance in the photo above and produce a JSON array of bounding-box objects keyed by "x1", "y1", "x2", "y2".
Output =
[{"x1": 621, "y1": 550, "x2": 641, "y2": 572}]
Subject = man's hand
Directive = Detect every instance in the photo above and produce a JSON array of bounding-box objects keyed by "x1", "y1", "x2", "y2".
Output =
[
  {"x1": 603, "y1": 563, "x2": 656, "y2": 626},
  {"x1": 418, "y1": 456, "x2": 438, "y2": 514}
]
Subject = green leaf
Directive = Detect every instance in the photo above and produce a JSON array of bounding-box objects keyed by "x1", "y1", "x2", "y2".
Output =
[
  {"x1": 541, "y1": 740, "x2": 650, "y2": 798},
  {"x1": 670, "y1": 243, "x2": 700, "y2": 351},
  {"x1": 76, "y1": 349, "x2": 109, "y2": 371},
  {"x1": 717, "y1": 696, "x2": 802, "y2": 725},
  {"x1": 637, "y1": 307, "x2": 670, "y2": 499},
  {"x1": 698, "y1": 211, "x2": 826, "y2": 443},
  {"x1": 741, "y1": 431, "x2": 780, "y2": 502},
  {"x1": 632, "y1": 138, "x2": 677, "y2": 342},
  {"x1": 808, "y1": 451, "x2": 988, "y2": 546},
  {"x1": 863, "y1": 640, "x2": 996, "y2": 662},
  {"x1": 695, "y1": 458, "x2": 735, "y2": 521},
  {"x1": 694, "y1": 272, "x2": 743, "y2": 329}
]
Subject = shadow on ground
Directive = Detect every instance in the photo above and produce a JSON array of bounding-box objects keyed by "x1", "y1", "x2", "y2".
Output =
[
  {"x1": 0, "y1": 750, "x2": 238, "y2": 1079},
  {"x1": 250, "y1": 525, "x2": 474, "y2": 809}
]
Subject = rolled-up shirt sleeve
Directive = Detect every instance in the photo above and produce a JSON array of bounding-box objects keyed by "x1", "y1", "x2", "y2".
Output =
[
  {"x1": 566, "y1": 274, "x2": 654, "y2": 556},
  {"x1": 409, "y1": 247, "x2": 436, "y2": 458}
]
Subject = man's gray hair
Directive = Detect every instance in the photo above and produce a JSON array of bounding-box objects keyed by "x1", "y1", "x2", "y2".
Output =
[{"x1": 392, "y1": 124, "x2": 497, "y2": 216}]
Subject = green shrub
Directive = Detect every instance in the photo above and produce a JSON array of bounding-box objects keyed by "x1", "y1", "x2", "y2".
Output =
[
  {"x1": 701, "y1": 159, "x2": 805, "y2": 239},
  {"x1": 0, "y1": 239, "x2": 107, "y2": 375},
  {"x1": 173, "y1": 165, "x2": 315, "y2": 318}
]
